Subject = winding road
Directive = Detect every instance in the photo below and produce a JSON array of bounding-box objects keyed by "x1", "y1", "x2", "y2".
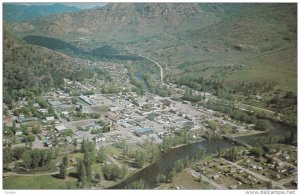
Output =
[{"x1": 137, "y1": 54, "x2": 164, "y2": 84}]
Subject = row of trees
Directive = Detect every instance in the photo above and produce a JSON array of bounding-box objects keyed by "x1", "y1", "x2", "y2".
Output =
[
  {"x1": 160, "y1": 130, "x2": 193, "y2": 151},
  {"x1": 77, "y1": 139, "x2": 96, "y2": 188},
  {"x1": 182, "y1": 88, "x2": 204, "y2": 102},
  {"x1": 121, "y1": 142, "x2": 160, "y2": 168},
  {"x1": 202, "y1": 100, "x2": 274, "y2": 131},
  {"x1": 90, "y1": 125, "x2": 110, "y2": 134},
  {"x1": 22, "y1": 148, "x2": 54, "y2": 170}
]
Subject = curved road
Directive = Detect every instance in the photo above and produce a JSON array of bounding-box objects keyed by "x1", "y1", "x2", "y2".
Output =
[{"x1": 137, "y1": 54, "x2": 164, "y2": 84}]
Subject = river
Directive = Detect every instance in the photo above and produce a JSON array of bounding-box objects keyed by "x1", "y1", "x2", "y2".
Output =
[{"x1": 110, "y1": 122, "x2": 297, "y2": 189}]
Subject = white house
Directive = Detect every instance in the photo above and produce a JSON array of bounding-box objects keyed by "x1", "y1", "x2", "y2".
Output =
[{"x1": 46, "y1": 116, "x2": 55, "y2": 121}]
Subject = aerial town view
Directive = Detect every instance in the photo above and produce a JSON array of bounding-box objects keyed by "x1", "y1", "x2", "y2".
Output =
[{"x1": 2, "y1": 2, "x2": 298, "y2": 192}]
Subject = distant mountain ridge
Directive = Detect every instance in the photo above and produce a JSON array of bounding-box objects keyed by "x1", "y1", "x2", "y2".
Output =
[{"x1": 3, "y1": 3, "x2": 81, "y2": 23}]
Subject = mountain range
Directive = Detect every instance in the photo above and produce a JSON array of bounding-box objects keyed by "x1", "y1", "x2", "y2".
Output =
[{"x1": 5, "y1": 3, "x2": 297, "y2": 94}]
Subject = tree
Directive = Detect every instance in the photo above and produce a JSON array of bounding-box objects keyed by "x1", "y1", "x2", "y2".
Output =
[
  {"x1": 24, "y1": 134, "x2": 35, "y2": 143},
  {"x1": 266, "y1": 180, "x2": 273, "y2": 189},
  {"x1": 249, "y1": 147, "x2": 264, "y2": 158},
  {"x1": 85, "y1": 160, "x2": 92, "y2": 183},
  {"x1": 135, "y1": 150, "x2": 146, "y2": 168},
  {"x1": 120, "y1": 165, "x2": 128, "y2": 178},
  {"x1": 127, "y1": 180, "x2": 146, "y2": 189},
  {"x1": 32, "y1": 125, "x2": 41, "y2": 134},
  {"x1": 77, "y1": 159, "x2": 87, "y2": 187},
  {"x1": 73, "y1": 138, "x2": 78, "y2": 151},
  {"x1": 22, "y1": 150, "x2": 32, "y2": 169},
  {"x1": 167, "y1": 169, "x2": 176, "y2": 183},
  {"x1": 122, "y1": 144, "x2": 129, "y2": 158},
  {"x1": 60, "y1": 156, "x2": 68, "y2": 179},
  {"x1": 96, "y1": 148, "x2": 106, "y2": 163},
  {"x1": 255, "y1": 119, "x2": 273, "y2": 131},
  {"x1": 174, "y1": 160, "x2": 184, "y2": 173},
  {"x1": 3, "y1": 147, "x2": 13, "y2": 164}
]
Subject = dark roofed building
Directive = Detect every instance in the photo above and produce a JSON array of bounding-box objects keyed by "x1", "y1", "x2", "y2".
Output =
[{"x1": 134, "y1": 127, "x2": 154, "y2": 137}]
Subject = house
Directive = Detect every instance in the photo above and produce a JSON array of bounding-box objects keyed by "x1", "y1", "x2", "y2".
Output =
[
  {"x1": 89, "y1": 124, "x2": 102, "y2": 131},
  {"x1": 133, "y1": 128, "x2": 154, "y2": 137},
  {"x1": 15, "y1": 130, "x2": 23, "y2": 136},
  {"x1": 65, "y1": 136, "x2": 72, "y2": 143},
  {"x1": 38, "y1": 108, "x2": 48, "y2": 114},
  {"x1": 61, "y1": 111, "x2": 69, "y2": 116},
  {"x1": 256, "y1": 95, "x2": 262, "y2": 100},
  {"x1": 33, "y1": 103, "x2": 40, "y2": 108},
  {"x1": 212, "y1": 174, "x2": 220, "y2": 180},
  {"x1": 109, "y1": 107, "x2": 120, "y2": 112},
  {"x1": 55, "y1": 124, "x2": 68, "y2": 132},
  {"x1": 79, "y1": 95, "x2": 94, "y2": 105},
  {"x1": 95, "y1": 134, "x2": 106, "y2": 142},
  {"x1": 249, "y1": 164, "x2": 257, "y2": 169},
  {"x1": 46, "y1": 116, "x2": 55, "y2": 121},
  {"x1": 48, "y1": 100, "x2": 63, "y2": 107}
]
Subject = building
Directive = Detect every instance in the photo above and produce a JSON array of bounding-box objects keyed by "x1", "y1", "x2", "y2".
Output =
[
  {"x1": 109, "y1": 107, "x2": 120, "y2": 112},
  {"x1": 89, "y1": 124, "x2": 102, "y2": 131},
  {"x1": 48, "y1": 100, "x2": 63, "y2": 107},
  {"x1": 65, "y1": 136, "x2": 72, "y2": 143},
  {"x1": 46, "y1": 116, "x2": 55, "y2": 121},
  {"x1": 133, "y1": 127, "x2": 154, "y2": 137},
  {"x1": 79, "y1": 95, "x2": 94, "y2": 105},
  {"x1": 38, "y1": 108, "x2": 48, "y2": 114},
  {"x1": 15, "y1": 130, "x2": 23, "y2": 136},
  {"x1": 61, "y1": 111, "x2": 69, "y2": 116},
  {"x1": 95, "y1": 134, "x2": 106, "y2": 142},
  {"x1": 55, "y1": 124, "x2": 68, "y2": 132}
]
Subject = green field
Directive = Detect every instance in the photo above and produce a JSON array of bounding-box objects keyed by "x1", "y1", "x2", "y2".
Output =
[{"x1": 3, "y1": 174, "x2": 77, "y2": 189}]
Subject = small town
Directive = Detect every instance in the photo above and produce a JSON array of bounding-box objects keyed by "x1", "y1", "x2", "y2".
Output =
[{"x1": 2, "y1": 2, "x2": 297, "y2": 192}]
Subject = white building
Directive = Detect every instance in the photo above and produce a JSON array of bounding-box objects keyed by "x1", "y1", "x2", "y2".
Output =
[
  {"x1": 55, "y1": 124, "x2": 68, "y2": 132},
  {"x1": 46, "y1": 116, "x2": 55, "y2": 121}
]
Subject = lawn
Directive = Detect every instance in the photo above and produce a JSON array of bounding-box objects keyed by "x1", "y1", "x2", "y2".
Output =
[{"x1": 3, "y1": 174, "x2": 77, "y2": 189}]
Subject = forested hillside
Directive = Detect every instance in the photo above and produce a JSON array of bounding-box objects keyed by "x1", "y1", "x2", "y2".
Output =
[{"x1": 3, "y1": 27, "x2": 92, "y2": 107}]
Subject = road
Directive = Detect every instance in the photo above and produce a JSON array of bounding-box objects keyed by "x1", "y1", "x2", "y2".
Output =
[
  {"x1": 137, "y1": 54, "x2": 164, "y2": 84},
  {"x1": 189, "y1": 168, "x2": 227, "y2": 189}
]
